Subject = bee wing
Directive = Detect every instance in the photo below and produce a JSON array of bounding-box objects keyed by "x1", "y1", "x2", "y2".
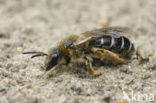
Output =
[{"x1": 72, "y1": 27, "x2": 133, "y2": 48}]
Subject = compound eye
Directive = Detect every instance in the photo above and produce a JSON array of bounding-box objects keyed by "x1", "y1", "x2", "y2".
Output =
[{"x1": 52, "y1": 54, "x2": 59, "y2": 59}]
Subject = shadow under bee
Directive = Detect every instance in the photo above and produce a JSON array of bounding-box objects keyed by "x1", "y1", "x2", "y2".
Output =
[
  {"x1": 57, "y1": 61, "x2": 118, "y2": 79},
  {"x1": 47, "y1": 62, "x2": 93, "y2": 79}
]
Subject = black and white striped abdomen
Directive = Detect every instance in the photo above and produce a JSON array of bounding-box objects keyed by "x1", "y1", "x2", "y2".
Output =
[{"x1": 90, "y1": 35, "x2": 135, "y2": 56}]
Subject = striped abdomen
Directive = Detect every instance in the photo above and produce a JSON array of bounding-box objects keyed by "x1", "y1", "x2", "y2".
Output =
[{"x1": 90, "y1": 35, "x2": 135, "y2": 56}]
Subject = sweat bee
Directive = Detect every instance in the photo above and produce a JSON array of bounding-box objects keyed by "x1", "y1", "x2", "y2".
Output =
[{"x1": 23, "y1": 27, "x2": 135, "y2": 78}]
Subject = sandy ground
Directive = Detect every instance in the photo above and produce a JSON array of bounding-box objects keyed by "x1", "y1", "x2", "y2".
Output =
[{"x1": 0, "y1": 0, "x2": 156, "y2": 103}]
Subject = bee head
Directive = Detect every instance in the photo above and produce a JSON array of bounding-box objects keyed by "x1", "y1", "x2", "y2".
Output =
[
  {"x1": 23, "y1": 48, "x2": 61, "y2": 71},
  {"x1": 44, "y1": 48, "x2": 61, "y2": 71}
]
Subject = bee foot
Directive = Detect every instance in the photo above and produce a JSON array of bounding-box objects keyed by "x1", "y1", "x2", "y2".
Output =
[
  {"x1": 89, "y1": 70, "x2": 102, "y2": 77},
  {"x1": 42, "y1": 73, "x2": 51, "y2": 79},
  {"x1": 42, "y1": 70, "x2": 55, "y2": 79}
]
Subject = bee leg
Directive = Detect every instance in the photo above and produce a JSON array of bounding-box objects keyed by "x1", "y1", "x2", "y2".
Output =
[
  {"x1": 42, "y1": 64, "x2": 65, "y2": 79},
  {"x1": 92, "y1": 48, "x2": 126, "y2": 64},
  {"x1": 42, "y1": 65, "x2": 59, "y2": 79},
  {"x1": 85, "y1": 57, "x2": 102, "y2": 76}
]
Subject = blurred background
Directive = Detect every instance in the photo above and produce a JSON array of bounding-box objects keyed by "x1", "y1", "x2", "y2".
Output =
[{"x1": 0, "y1": 0, "x2": 156, "y2": 103}]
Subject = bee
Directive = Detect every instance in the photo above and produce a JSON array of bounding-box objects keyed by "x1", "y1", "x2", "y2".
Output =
[{"x1": 23, "y1": 27, "x2": 135, "y2": 78}]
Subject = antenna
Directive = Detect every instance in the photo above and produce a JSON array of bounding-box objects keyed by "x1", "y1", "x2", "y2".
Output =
[{"x1": 23, "y1": 51, "x2": 48, "y2": 58}]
